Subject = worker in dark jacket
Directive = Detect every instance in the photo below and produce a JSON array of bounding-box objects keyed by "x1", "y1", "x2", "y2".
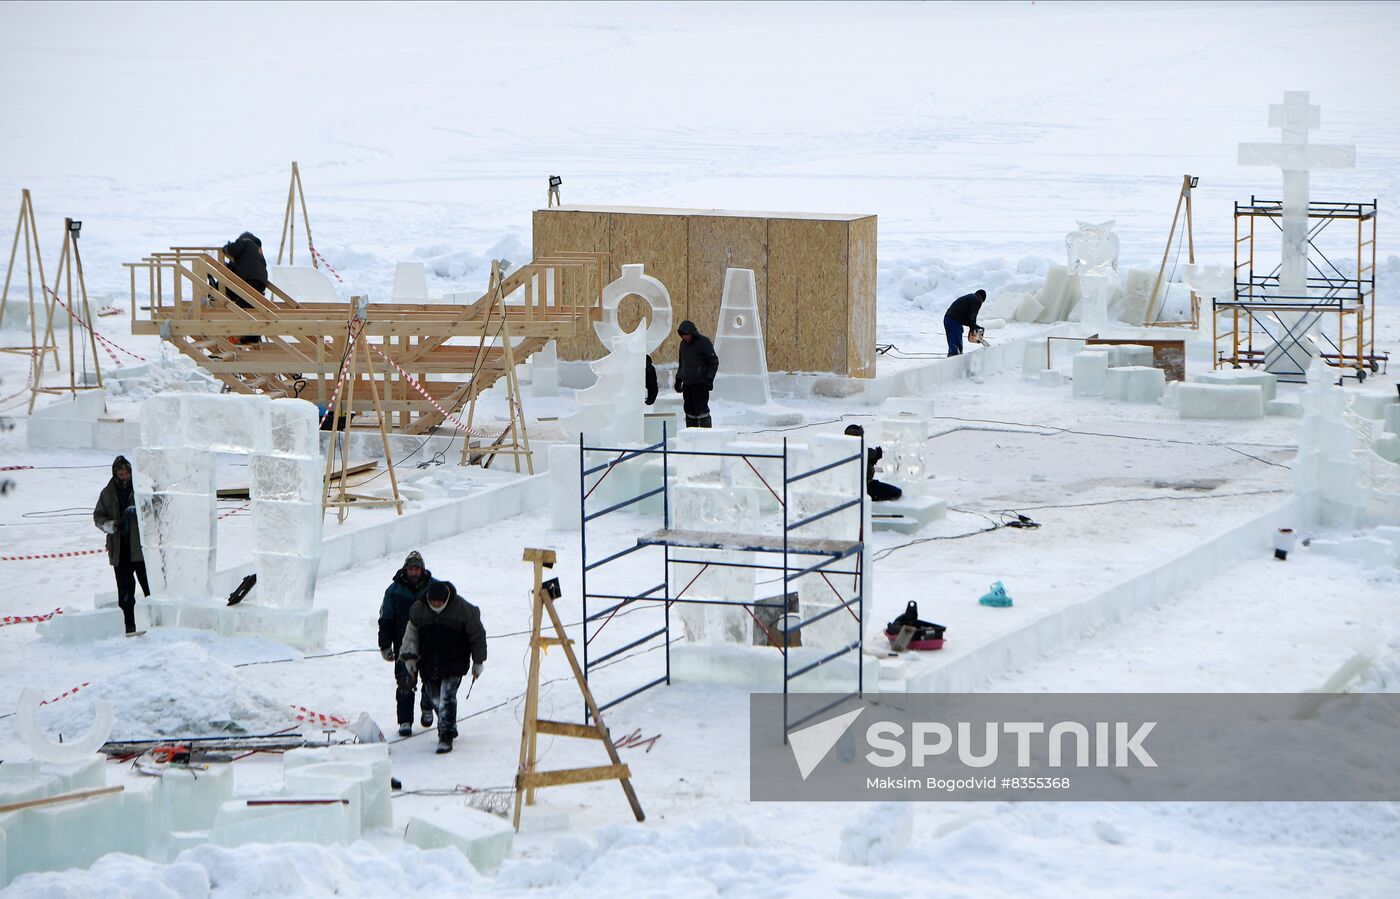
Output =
[
  {"x1": 645, "y1": 354, "x2": 658, "y2": 406},
  {"x1": 844, "y1": 425, "x2": 902, "y2": 502},
  {"x1": 674, "y1": 319, "x2": 719, "y2": 428},
  {"x1": 400, "y1": 580, "x2": 487, "y2": 754},
  {"x1": 222, "y1": 232, "x2": 267, "y2": 344},
  {"x1": 93, "y1": 455, "x2": 148, "y2": 634},
  {"x1": 378, "y1": 550, "x2": 436, "y2": 737},
  {"x1": 943, "y1": 289, "x2": 986, "y2": 357}
]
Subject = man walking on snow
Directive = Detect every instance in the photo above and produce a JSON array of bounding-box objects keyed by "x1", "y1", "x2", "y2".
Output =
[
  {"x1": 399, "y1": 580, "x2": 488, "y2": 754},
  {"x1": 93, "y1": 455, "x2": 148, "y2": 635},
  {"x1": 674, "y1": 319, "x2": 719, "y2": 428},
  {"x1": 378, "y1": 551, "x2": 437, "y2": 737},
  {"x1": 943, "y1": 288, "x2": 986, "y2": 357}
]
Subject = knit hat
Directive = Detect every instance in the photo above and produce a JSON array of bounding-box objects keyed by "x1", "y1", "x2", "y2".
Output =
[
  {"x1": 404, "y1": 551, "x2": 424, "y2": 569},
  {"x1": 677, "y1": 320, "x2": 697, "y2": 336},
  {"x1": 427, "y1": 581, "x2": 451, "y2": 604}
]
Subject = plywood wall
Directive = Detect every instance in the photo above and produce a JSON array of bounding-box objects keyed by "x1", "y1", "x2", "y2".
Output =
[{"x1": 533, "y1": 208, "x2": 876, "y2": 377}]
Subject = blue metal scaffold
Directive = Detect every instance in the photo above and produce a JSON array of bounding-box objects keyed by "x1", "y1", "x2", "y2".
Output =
[{"x1": 577, "y1": 425, "x2": 866, "y2": 739}]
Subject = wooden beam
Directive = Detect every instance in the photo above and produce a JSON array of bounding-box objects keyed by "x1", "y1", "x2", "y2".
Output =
[
  {"x1": 516, "y1": 764, "x2": 633, "y2": 790},
  {"x1": 0, "y1": 786, "x2": 123, "y2": 814},
  {"x1": 535, "y1": 719, "x2": 604, "y2": 740}
]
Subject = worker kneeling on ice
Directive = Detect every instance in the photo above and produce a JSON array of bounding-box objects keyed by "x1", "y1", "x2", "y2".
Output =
[{"x1": 399, "y1": 580, "x2": 488, "y2": 755}]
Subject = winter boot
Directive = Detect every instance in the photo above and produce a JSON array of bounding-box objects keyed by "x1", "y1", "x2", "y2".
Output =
[
  {"x1": 397, "y1": 723, "x2": 412, "y2": 738},
  {"x1": 435, "y1": 737, "x2": 453, "y2": 754},
  {"x1": 421, "y1": 707, "x2": 434, "y2": 728}
]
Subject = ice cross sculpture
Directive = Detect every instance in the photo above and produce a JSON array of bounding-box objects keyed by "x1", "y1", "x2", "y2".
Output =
[
  {"x1": 135, "y1": 394, "x2": 324, "y2": 609},
  {"x1": 1238, "y1": 91, "x2": 1355, "y2": 297}
]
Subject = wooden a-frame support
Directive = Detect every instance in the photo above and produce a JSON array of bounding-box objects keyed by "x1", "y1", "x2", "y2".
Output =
[
  {"x1": 277, "y1": 161, "x2": 316, "y2": 268},
  {"x1": 0, "y1": 189, "x2": 60, "y2": 385},
  {"x1": 461, "y1": 259, "x2": 534, "y2": 474},
  {"x1": 1145, "y1": 174, "x2": 1200, "y2": 328},
  {"x1": 514, "y1": 547, "x2": 644, "y2": 832},
  {"x1": 30, "y1": 218, "x2": 103, "y2": 411},
  {"x1": 322, "y1": 312, "x2": 404, "y2": 522}
]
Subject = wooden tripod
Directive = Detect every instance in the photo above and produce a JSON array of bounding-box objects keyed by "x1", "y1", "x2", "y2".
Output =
[
  {"x1": 513, "y1": 547, "x2": 644, "y2": 831},
  {"x1": 0, "y1": 189, "x2": 59, "y2": 383},
  {"x1": 277, "y1": 161, "x2": 316, "y2": 267},
  {"x1": 1145, "y1": 174, "x2": 1200, "y2": 328},
  {"x1": 460, "y1": 259, "x2": 534, "y2": 473},
  {"x1": 322, "y1": 314, "x2": 404, "y2": 522},
  {"x1": 30, "y1": 219, "x2": 103, "y2": 411}
]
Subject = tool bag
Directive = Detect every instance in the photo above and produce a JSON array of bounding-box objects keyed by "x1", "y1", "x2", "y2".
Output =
[{"x1": 884, "y1": 600, "x2": 946, "y2": 650}]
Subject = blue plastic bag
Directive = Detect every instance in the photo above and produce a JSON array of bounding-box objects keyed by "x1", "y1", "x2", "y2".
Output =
[{"x1": 978, "y1": 580, "x2": 1013, "y2": 608}]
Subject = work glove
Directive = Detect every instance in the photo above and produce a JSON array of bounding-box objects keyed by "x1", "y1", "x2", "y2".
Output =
[
  {"x1": 380, "y1": 646, "x2": 395, "y2": 662},
  {"x1": 705, "y1": 380, "x2": 714, "y2": 391},
  {"x1": 673, "y1": 378, "x2": 682, "y2": 392},
  {"x1": 125, "y1": 505, "x2": 136, "y2": 518},
  {"x1": 403, "y1": 658, "x2": 418, "y2": 678},
  {"x1": 471, "y1": 662, "x2": 484, "y2": 681},
  {"x1": 101, "y1": 521, "x2": 116, "y2": 535}
]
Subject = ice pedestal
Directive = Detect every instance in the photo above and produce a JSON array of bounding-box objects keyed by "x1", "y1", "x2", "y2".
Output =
[
  {"x1": 879, "y1": 415, "x2": 930, "y2": 482},
  {"x1": 404, "y1": 807, "x2": 514, "y2": 874},
  {"x1": 283, "y1": 744, "x2": 392, "y2": 833},
  {"x1": 1109, "y1": 344, "x2": 1155, "y2": 368},
  {"x1": 282, "y1": 762, "x2": 375, "y2": 842},
  {"x1": 1198, "y1": 369, "x2": 1279, "y2": 403},
  {"x1": 1104, "y1": 366, "x2": 1165, "y2": 403},
  {"x1": 1, "y1": 789, "x2": 133, "y2": 884},
  {"x1": 1178, "y1": 384, "x2": 1265, "y2": 419},
  {"x1": 36, "y1": 608, "x2": 124, "y2": 644},
  {"x1": 159, "y1": 764, "x2": 234, "y2": 831},
  {"x1": 870, "y1": 495, "x2": 948, "y2": 534},
  {"x1": 1071, "y1": 351, "x2": 1109, "y2": 396},
  {"x1": 211, "y1": 799, "x2": 352, "y2": 847}
]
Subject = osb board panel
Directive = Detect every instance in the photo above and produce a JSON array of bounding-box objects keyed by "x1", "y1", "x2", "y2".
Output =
[
  {"x1": 610, "y1": 213, "x2": 689, "y2": 365},
  {"x1": 687, "y1": 215, "x2": 767, "y2": 348},
  {"x1": 846, "y1": 216, "x2": 877, "y2": 378},
  {"x1": 769, "y1": 218, "x2": 849, "y2": 374},
  {"x1": 532, "y1": 210, "x2": 610, "y2": 361},
  {"x1": 553, "y1": 205, "x2": 872, "y2": 222}
]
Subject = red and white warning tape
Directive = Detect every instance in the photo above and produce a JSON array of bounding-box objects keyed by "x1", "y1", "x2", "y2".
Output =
[
  {"x1": 1, "y1": 607, "x2": 63, "y2": 626},
  {"x1": 44, "y1": 286, "x2": 147, "y2": 365},
  {"x1": 368, "y1": 342, "x2": 488, "y2": 436},
  {"x1": 318, "y1": 319, "x2": 365, "y2": 428},
  {"x1": 1, "y1": 548, "x2": 106, "y2": 562},
  {"x1": 308, "y1": 246, "x2": 345, "y2": 285},
  {"x1": 290, "y1": 705, "x2": 348, "y2": 727},
  {"x1": 40, "y1": 681, "x2": 91, "y2": 705}
]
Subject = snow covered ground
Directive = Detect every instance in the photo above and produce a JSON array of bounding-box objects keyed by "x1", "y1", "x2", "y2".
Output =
[{"x1": 3, "y1": 2, "x2": 1400, "y2": 897}]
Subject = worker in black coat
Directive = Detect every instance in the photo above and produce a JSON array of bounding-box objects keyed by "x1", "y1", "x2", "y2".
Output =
[
  {"x1": 93, "y1": 455, "x2": 148, "y2": 634},
  {"x1": 222, "y1": 231, "x2": 267, "y2": 344},
  {"x1": 377, "y1": 550, "x2": 436, "y2": 737},
  {"x1": 844, "y1": 425, "x2": 902, "y2": 502},
  {"x1": 674, "y1": 320, "x2": 719, "y2": 428},
  {"x1": 943, "y1": 289, "x2": 986, "y2": 357},
  {"x1": 400, "y1": 580, "x2": 488, "y2": 754}
]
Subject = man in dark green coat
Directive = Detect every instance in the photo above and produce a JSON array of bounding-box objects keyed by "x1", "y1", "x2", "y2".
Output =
[
  {"x1": 378, "y1": 551, "x2": 437, "y2": 737},
  {"x1": 93, "y1": 455, "x2": 148, "y2": 634},
  {"x1": 400, "y1": 580, "x2": 487, "y2": 754}
]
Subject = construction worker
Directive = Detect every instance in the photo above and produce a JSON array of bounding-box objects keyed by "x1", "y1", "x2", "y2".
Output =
[
  {"x1": 943, "y1": 288, "x2": 986, "y2": 357},
  {"x1": 378, "y1": 551, "x2": 436, "y2": 737},
  {"x1": 844, "y1": 424, "x2": 903, "y2": 502},
  {"x1": 222, "y1": 231, "x2": 267, "y2": 344},
  {"x1": 399, "y1": 580, "x2": 487, "y2": 754},
  {"x1": 93, "y1": 455, "x2": 148, "y2": 634},
  {"x1": 674, "y1": 320, "x2": 719, "y2": 428}
]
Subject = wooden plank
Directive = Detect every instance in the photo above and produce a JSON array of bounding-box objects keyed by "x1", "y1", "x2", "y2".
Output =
[
  {"x1": 516, "y1": 764, "x2": 632, "y2": 790},
  {"x1": 535, "y1": 719, "x2": 604, "y2": 739},
  {"x1": 846, "y1": 216, "x2": 878, "y2": 378},
  {"x1": 794, "y1": 219, "x2": 849, "y2": 374},
  {"x1": 687, "y1": 215, "x2": 767, "y2": 350},
  {"x1": 0, "y1": 786, "x2": 123, "y2": 814}
]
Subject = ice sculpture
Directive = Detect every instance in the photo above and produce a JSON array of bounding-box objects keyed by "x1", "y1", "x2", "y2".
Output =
[
  {"x1": 711, "y1": 268, "x2": 772, "y2": 405},
  {"x1": 593, "y1": 263, "x2": 673, "y2": 355},
  {"x1": 1065, "y1": 220, "x2": 1119, "y2": 274},
  {"x1": 16, "y1": 687, "x2": 114, "y2": 762}
]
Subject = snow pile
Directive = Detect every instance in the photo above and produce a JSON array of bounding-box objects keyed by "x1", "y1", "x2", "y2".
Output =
[
  {"x1": 415, "y1": 235, "x2": 529, "y2": 282},
  {"x1": 104, "y1": 354, "x2": 219, "y2": 400},
  {"x1": 837, "y1": 802, "x2": 914, "y2": 865},
  {"x1": 890, "y1": 256, "x2": 1049, "y2": 315},
  {"x1": 38, "y1": 642, "x2": 296, "y2": 740},
  {"x1": 2, "y1": 841, "x2": 480, "y2": 899}
]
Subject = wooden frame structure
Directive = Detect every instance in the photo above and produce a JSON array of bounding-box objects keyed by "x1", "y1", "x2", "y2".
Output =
[
  {"x1": 514, "y1": 547, "x2": 644, "y2": 831},
  {"x1": 30, "y1": 218, "x2": 104, "y2": 410},
  {"x1": 321, "y1": 318, "x2": 404, "y2": 521},
  {"x1": 277, "y1": 161, "x2": 316, "y2": 268},
  {"x1": 0, "y1": 189, "x2": 59, "y2": 392},
  {"x1": 1145, "y1": 175, "x2": 1200, "y2": 328},
  {"x1": 1214, "y1": 197, "x2": 1385, "y2": 382},
  {"x1": 124, "y1": 248, "x2": 607, "y2": 437}
]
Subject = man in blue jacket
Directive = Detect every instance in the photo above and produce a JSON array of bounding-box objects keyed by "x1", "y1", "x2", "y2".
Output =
[{"x1": 378, "y1": 550, "x2": 436, "y2": 737}]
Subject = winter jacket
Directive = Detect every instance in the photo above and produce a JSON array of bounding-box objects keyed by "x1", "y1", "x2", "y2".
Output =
[
  {"x1": 223, "y1": 232, "x2": 268, "y2": 292},
  {"x1": 93, "y1": 455, "x2": 142, "y2": 565},
  {"x1": 378, "y1": 567, "x2": 435, "y2": 654},
  {"x1": 645, "y1": 355, "x2": 658, "y2": 406},
  {"x1": 944, "y1": 291, "x2": 985, "y2": 329},
  {"x1": 399, "y1": 581, "x2": 488, "y2": 680},
  {"x1": 674, "y1": 321, "x2": 719, "y2": 392}
]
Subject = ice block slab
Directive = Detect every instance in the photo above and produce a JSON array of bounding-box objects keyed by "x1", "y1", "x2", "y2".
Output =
[{"x1": 404, "y1": 807, "x2": 514, "y2": 874}]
